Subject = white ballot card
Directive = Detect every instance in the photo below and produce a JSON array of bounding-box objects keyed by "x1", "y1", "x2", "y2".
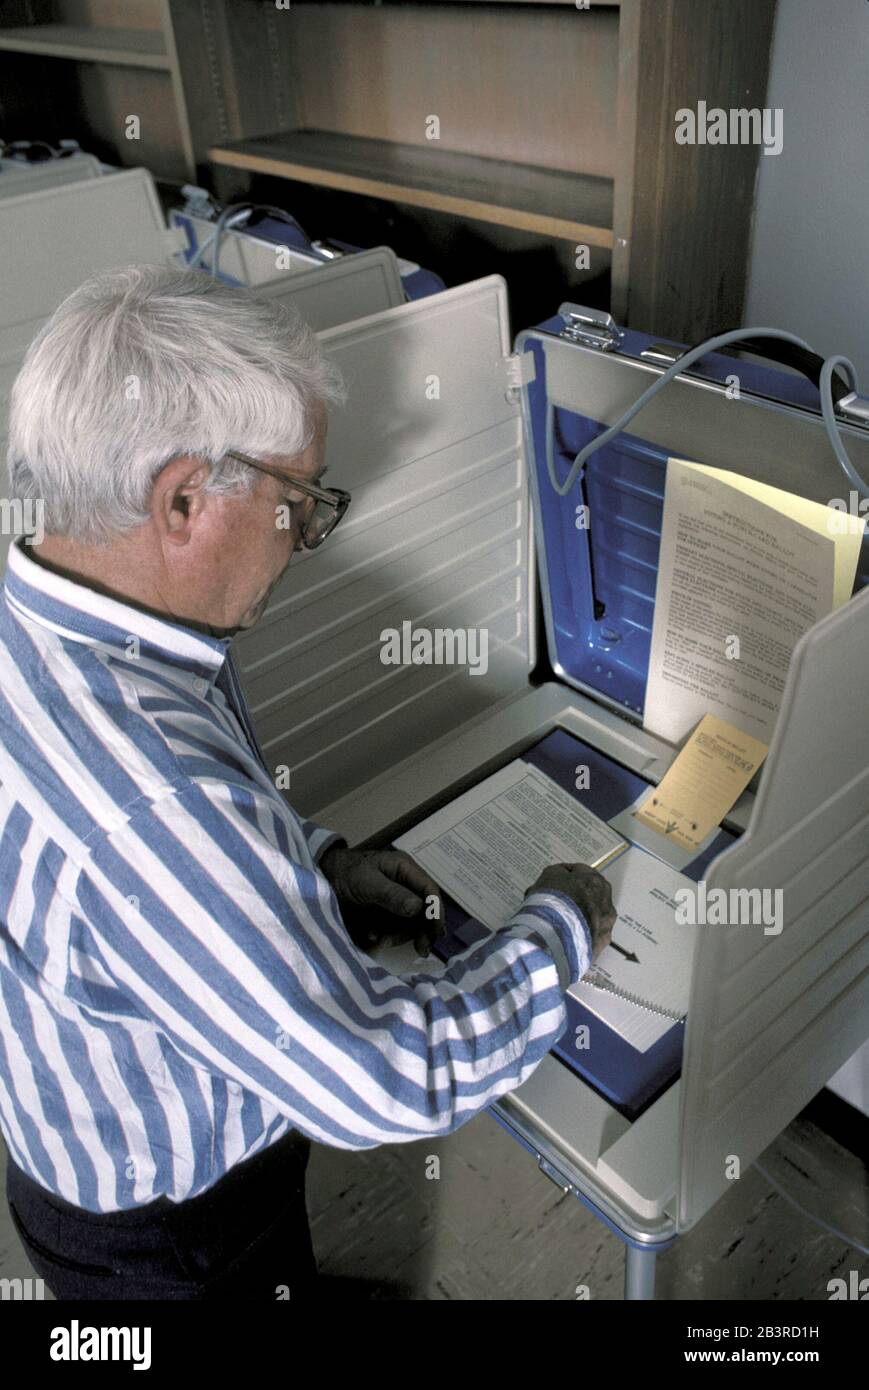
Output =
[
  {"x1": 394, "y1": 759, "x2": 627, "y2": 930},
  {"x1": 571, "y1": 848, "x2": 695, "y2": 1052}
]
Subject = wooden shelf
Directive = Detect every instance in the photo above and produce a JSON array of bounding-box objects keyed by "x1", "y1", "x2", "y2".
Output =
[
  {"x1": 210, "y1": 129, "x2": 614, "y2": 247},
  {"x1": 292, "y1": 1, "x2": 622, "y2": 6},
  {"x1": 0, "y1": 25, "x2": 171, "y2": 71}
]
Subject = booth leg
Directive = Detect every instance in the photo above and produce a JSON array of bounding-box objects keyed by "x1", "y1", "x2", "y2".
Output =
[{"x1": 624, "y1": 1244, "x2": 657, "y2": 1300}]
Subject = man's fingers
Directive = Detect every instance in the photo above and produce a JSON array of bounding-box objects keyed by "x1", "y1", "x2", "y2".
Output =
[{"x1": 380, "y1": 852, "x2": 444, "y2": 919}]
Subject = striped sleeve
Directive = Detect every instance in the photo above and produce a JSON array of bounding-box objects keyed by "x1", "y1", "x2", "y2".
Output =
[
  {"x1": 73, "y1": 780, "x2": 592, "y2": 1149},
  {"x1": 295, "y1": 815, "x2": 346, "y2": 865}
]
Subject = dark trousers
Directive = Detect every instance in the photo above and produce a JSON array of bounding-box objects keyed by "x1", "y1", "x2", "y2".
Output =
[{"x1": 6, "y1": 1129, "x2": 317, "y2": 1301}]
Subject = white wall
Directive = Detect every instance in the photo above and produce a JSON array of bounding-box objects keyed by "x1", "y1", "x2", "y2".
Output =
[{"x1": 745, "y1": 0, "x2": 869, "y2": 383}]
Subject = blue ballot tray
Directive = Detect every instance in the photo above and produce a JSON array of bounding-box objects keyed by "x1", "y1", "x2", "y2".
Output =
[{"x1": 430, "y1": 727, "x2": 736, "y2": 1123}]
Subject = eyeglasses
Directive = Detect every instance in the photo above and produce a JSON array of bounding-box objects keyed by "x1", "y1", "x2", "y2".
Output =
[{"x1": 225, "y1": 449, "x2": 351, "y2": 550}]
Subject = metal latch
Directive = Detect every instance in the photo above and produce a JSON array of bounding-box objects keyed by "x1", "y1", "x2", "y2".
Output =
[
  {"x1": 537, "y1": 1154, "x2": 580, "y2": 1197},
  {"x1": 179, "y1": 183, "x2": 218, "y2": 221},
  {"x1": 558, "y1": 304, "x2": 623, "y2": 351}
]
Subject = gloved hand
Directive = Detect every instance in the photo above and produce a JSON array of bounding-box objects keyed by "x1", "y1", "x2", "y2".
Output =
[
  {"x1": 318, "y1": 845, "x2": 444, "y2": 956},
  {"x1": 526, "y1": 862, "x2": 617, "y2": 961}
]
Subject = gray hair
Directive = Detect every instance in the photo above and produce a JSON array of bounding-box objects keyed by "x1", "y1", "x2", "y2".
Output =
[{"x1": 7, "y1": 263, "x2": 347, "y2": 542}]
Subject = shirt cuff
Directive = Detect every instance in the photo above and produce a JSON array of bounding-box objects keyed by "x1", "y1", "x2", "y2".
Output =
[
  {"x1": 504, "y1": 890, "x2": 593, "y2": 992},
  {"x1": 309, "y1": 828, "x2": 347, "y2": 867}
]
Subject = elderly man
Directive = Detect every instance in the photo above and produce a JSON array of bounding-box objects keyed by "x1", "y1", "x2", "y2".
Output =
[{"x1": 0, "y1": 264, "x2": 614, "y2": 1300}]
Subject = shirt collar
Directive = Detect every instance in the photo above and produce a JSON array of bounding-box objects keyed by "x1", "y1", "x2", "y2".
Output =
[{"x1": 3, "y1": 538, "x2": 230, "y2": 685}]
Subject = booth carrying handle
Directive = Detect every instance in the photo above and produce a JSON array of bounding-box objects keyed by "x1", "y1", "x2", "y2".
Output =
[{"x1": 547, "y1": 324, "x2": 869, "y2": 503}]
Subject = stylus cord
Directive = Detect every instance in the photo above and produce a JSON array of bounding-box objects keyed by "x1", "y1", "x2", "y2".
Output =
[
  {"x1": 753, "y1": 1160, "x2": 869, "y2": 1258},
  {"x1": 546, "y1": 326, "x2": 868, "y2": 502}
]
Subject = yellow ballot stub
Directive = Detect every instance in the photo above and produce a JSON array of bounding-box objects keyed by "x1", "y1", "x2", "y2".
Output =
[{"x1": 634, "y1": 713, "x2": 768, "y2": 851}]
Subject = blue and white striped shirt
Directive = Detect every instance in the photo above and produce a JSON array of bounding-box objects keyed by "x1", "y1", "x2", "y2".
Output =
[{"x1": 0, "y1": 538, "x2": 591, "y2": 1212}]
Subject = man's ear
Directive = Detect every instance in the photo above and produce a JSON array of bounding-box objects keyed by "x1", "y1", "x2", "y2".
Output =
[{"x1": 151, "y1": 455, "x2": 212, "y2": 546}]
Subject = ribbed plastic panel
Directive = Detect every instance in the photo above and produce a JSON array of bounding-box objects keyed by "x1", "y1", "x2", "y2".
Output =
[
  {"x1": 0, "y1": 168, "x2": 171, "y2": 568},
  {"x1": 678, "y1": 585, "x2": 869, "y2": 1228},
  {"x1": 234, "y1": 276, "x2": 533, "y2": 816}
]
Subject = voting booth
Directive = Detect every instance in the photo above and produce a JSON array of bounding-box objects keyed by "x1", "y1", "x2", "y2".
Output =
[
  {"x1": 170, "y1": 197, "x2": 444, "y2": 302},
  {"x1": 0, "y1": 166, "x2": 411, "y2": 573},
  {"x1": 0, "y1": 148, "x2": 103, "y2": 198},
  {"x1": 234, "y1": 277, "x2": 869, "y2": 1297}
]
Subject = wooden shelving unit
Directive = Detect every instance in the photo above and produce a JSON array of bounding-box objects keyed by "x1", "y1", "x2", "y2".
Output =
[
  {"x1": 0, "y1": 0, "x2": 779, "y2": 341},
  {"x1": 0, "y1": 24, "x2": 171, "y2": 70},
  {"x1": 199, "y1": 0, "x2": 778, "y2": 340},
  {"x1": 210, "y1": 129, "x2": 615, "y2": 249},
  {"x1": 0, "y1": 1, "x2": 197, "y2": 183}
]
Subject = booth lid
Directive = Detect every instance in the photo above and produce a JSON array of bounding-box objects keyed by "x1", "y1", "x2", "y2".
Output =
[{"x1": 516, "y1": 307, "x2": 869, "y2": 730}]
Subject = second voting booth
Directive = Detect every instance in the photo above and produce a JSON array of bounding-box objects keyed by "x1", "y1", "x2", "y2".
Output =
[
  {"x1": 0, "y1": 166, "x2": 409, "y2": 574},
  {"x1": 234, "y1": 277, "x2": 869, "y2": 1297}
]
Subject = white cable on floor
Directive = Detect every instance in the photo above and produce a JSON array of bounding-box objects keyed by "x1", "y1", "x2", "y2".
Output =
[{"x1": 753, "y1": 1160, "x2": 869, "y2": 1257}]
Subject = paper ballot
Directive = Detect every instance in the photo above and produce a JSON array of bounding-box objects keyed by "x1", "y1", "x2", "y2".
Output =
[
  {"x1": 634, "y1": 713, "x2": 768, "y2": 852},
  {"x1": 683, "y1": 461, "x2": 865, "y2": 611},
  {"x1": 643, "y1": 459, "x2": 865, "y2": 746},
  {"x1": 395, "y1": 763, "x2": 695, "y2": 1050},
  {"x1": 570, "y1": 849, "x2": 695, "y2": 1052},
  {"x1": 394, "y1": 759, "x2": 627, "y2": 929}
]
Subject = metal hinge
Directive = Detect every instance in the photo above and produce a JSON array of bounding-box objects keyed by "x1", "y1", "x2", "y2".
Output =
[
  {"x1": 559, "y1": 303, "x2": 623, "y2": 351},
  {"x1": 640, "y1": 343, "x2": 683, "y2": 366},
  {"x1": 310, "y1": 240, "x2": 344, "y2": 260},
  {"x1": 504, "y1": 350, "x2": 536, "y2": 389},
  {"x1": 838, "y1": 391, "x2": 869, "y2": 426}
]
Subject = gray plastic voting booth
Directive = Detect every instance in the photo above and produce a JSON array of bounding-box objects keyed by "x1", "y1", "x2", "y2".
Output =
[
  {"x1": 234, "y1": 276, "x2": 869, "y2": 1298},
  {"x1": 0, "y1": 166, "x2": 406, "y2": 572},
  {"x1": 0, "y1": 168, "x2": 174, "y2": 480},
  {"x1": 254, "y1": 248, "x2": 404, "y2": 333},
  {"x1": 0, "y1": 150, "x2": 102, "y2": 198}
]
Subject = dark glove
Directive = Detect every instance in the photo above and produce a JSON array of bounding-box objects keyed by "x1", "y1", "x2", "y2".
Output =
[{"x1": 318, "y1": 845, "x2": 444, "y2": 956}]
